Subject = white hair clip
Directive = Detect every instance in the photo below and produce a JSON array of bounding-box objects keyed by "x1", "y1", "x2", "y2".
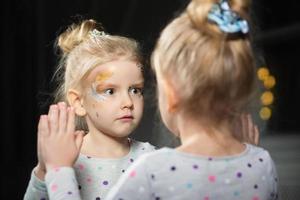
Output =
[{"x1": 89, "y1": 29, "x2": 107, "y2": 39}]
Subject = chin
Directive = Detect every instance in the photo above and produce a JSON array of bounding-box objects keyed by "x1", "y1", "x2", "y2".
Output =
[{"x1": 112, "y1": 126, "x2": 137, "y2": 138}]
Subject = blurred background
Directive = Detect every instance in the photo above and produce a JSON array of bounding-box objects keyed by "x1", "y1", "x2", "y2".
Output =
[{"x1": 1, "y1": 0, "x2": 300, "y2": 199}]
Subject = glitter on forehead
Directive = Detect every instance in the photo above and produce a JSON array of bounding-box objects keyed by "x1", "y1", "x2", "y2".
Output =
[
  {"x1": 95, "y1": 70, "x2": 113, "y2": 82},
  {"x1": 88, "y1": 70, "x2": 113, "y2": 102}
]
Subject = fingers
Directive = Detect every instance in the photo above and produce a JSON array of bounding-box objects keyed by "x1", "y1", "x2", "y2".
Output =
[
  {"x1": 247, "y1": 114, "x2": 257, "y2": 144},
  {"x1": 48, "y1": 104, "x2": 59, "y2": 135},
  {"x1": 254, "y1": 125, "x2": 260, "y2": 145},
  {"x1": 241, "y1": 113, "x2": 248, "y2": 141},
  {"x1": 38, "y1": 115, "x2": 47, "y2": 153},
  {"x1": 240, "y1": 113, "x2": 260, "y2": 145},
  {"x1": 38, "y1": 115, "x2": 49, "y2": 171},
  {"x1": 39, "y1": 115, "x2": 50, "y2": 138},
  {"x1": 37, "y1": 115, "x2": 48, "y2": 167},
  {"x1": 75, "y1": 130, "x2": 85, "y2": 150},
  {"x1": 58, "y1": 102, "x2": 67, "y2": 135},
  {"x1": 247, "y1": 114, "x2": 253, "y2": 139},
  {"x1": 39, "y1": 103, "x2": 80, "y2": 171},
  {"x1": 48, "y1": 102, "x2": 73, "y2": 136},
  {"x1": 67, "y1": 106, "x2": 76, "y2": 135},
  {"x1": 246, "y1": 114, "x2": 254, "y2": 142}
]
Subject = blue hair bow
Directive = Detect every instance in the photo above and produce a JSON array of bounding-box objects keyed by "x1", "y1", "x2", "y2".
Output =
[{"x1": 207, "y1": 0, "x2": 249, "y2": 34}]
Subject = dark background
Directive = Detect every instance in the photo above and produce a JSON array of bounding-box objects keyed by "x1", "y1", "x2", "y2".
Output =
[{"x1": 1, "y1": 0, "x2": 300, "y2": 199}]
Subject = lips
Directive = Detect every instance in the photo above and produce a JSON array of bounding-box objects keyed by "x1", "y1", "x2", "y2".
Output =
[{"x1": 117, "y1": 115, "x2": 134, "y2": 120}]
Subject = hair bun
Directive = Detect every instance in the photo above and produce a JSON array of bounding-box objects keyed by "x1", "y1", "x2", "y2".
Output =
[{"x1": 57, "y1": 19, "x2": 104, "y2": 55}]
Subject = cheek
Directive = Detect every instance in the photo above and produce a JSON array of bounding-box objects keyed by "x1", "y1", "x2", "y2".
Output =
[
  {"x1": 90, "y1": 103, "x2": 101, "y2": 118},
  {"x1": 92, "y1": 104, "x2": 100, "y2": 119},
  {"x1": 89, "y1": 104, "x2": 115, "y2": 124},
  {"x1": 88, "y1": 97, "x2": 112, "y2": 116},
  {"x1": 134, "y1": 97, "x2": 144, "y2": 110}
]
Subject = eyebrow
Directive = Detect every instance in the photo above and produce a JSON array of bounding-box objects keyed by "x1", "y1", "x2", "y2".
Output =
[
  {"x1": 131, "y1": 82, "x2": 144, "y2": 87},
  {"x1": 94, "y1": 83, "x2": 118, "y2": 91},
  {"x1": 95, "y1": 81, "x2": 144, "y2": 88}
]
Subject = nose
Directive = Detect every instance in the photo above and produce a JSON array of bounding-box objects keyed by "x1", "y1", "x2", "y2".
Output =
[{"x1": 121, "y1": 92, "x2": 134, "y2": 110}]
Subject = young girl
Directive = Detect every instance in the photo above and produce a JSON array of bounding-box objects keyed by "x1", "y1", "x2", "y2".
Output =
[
  {"x1": 24, "y1": 19, "x2": 156, "y2": 200},
  {"x1": 27, "y1": 11, "x2": 257, "y2": 199},
  {"x1": 105, "y1": 0, "x2": 278, "y2": 199}
]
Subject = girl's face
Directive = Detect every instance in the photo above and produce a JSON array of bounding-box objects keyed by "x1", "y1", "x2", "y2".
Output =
[{"x1": 82, "y1": 59, "x2": 144, "y2": 138}]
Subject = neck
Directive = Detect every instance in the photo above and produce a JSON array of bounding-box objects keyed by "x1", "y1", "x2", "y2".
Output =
[
  {"x1": 81, "y1": 127, "x2": 130, "y2": 158},
  {"x1": 176, "y1": 115, "x2": 244, "y2": 157}
]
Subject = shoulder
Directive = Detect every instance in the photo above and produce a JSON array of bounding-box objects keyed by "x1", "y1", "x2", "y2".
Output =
[
  {"x1": 246, "y1": 143, "x2": 273, "y2": 159},
  {"x1": 130, "y1": 147, "x2": 175, "y2": 169},
  {"x1": 244, "y1": 143, "x2": 277, "y2": 171},
  {"x1": 140, "y1": 147, "x2": 173, "y2": 157},
  {"x1": 243, "y1": 144, "x2": 279, "y2": 188},
  {"x1": 129, "y1": 138, "x2": 157, "y2": 153}
]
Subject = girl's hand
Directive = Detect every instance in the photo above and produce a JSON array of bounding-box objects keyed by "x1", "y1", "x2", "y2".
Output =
[
  {"x1": 240, "y1": 113, "x2": 260, "y2": 145},
  {"x1": 34, "y1": 116, "x2": 48, "y2": 180},
  {"x1": 39, "y1": 102, "x2": 84, "y2": 172}
]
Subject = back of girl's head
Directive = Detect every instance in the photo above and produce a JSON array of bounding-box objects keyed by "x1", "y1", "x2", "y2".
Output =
[
  {"x1": 54, "y1": 19, "x2": 142, "y2": 129},
  {"x1": 152, "y1": 0, "x2": 255, "y2": 124}
]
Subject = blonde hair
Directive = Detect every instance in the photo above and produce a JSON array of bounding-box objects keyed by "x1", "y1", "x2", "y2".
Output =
[
  {"x1": 53, "y1": 19, "x2": 142, "y2": 130},
  {"x1": 151, "y1": 0, "x2": 255, "y2": 125}
]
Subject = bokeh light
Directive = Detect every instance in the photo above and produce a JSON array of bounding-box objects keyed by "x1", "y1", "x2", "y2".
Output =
[
  {"x1": 257, "y1": 67, "x2": 270, "y2": 81},
  {"x1": 263, "y1": 75, "x2": 276, "y2": 89},
  {"x1": 259, "y1": 107, "x2": 272, "y2": 120},
  {"x1": 261, "y1": 91, "x2": 274, "y2": 106}
]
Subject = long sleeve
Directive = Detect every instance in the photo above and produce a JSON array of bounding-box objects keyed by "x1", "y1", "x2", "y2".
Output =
[
  {"x1": 42, "y1": 140, "x2": 156, "y2": 200},
  {"x1": 270, "y1": 156, "x2": 279, "y2": 199},
  {"x1": 23, "y1": 169, "x2": 49, "y2": 200},
  {"x1": 105, "y1": 155, "x2": 152, "y2": 200},
  {"x1": 45, "y1": 167, "x2": 82, "y2": 200},
  {"x1": 107, "y1": 145, "x2": 279, "y2": 200}
]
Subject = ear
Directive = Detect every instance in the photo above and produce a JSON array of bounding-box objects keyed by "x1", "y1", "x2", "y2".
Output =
[
  {"x1": 163, "y1": 79, "x2": 179, "y2": 113},
  {"x1": 67, "y1": 89, "x2": 87, "y2": 116}
]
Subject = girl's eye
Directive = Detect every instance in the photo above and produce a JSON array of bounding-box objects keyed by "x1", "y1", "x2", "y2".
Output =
[
  {"x1": 130, "y1": 87, "x2": 143, "y2": 95},
  {"x1": 104, "y1": 89, "x2": 114, "y2": 95}
]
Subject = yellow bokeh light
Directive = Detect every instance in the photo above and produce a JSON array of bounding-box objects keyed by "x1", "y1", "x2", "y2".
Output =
[
  {"x1": 260, "y1": 91, "x2": 274, "y2": 106},
  {"x1": 263, "y1": 75, "x2": 276, "y2": 89},
  {"x1": 260, "y1": 107, "x2": 272, "y2": 120},
  {"x1": 257, "y1": 67, "x2": 270, "y2": 81}
]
